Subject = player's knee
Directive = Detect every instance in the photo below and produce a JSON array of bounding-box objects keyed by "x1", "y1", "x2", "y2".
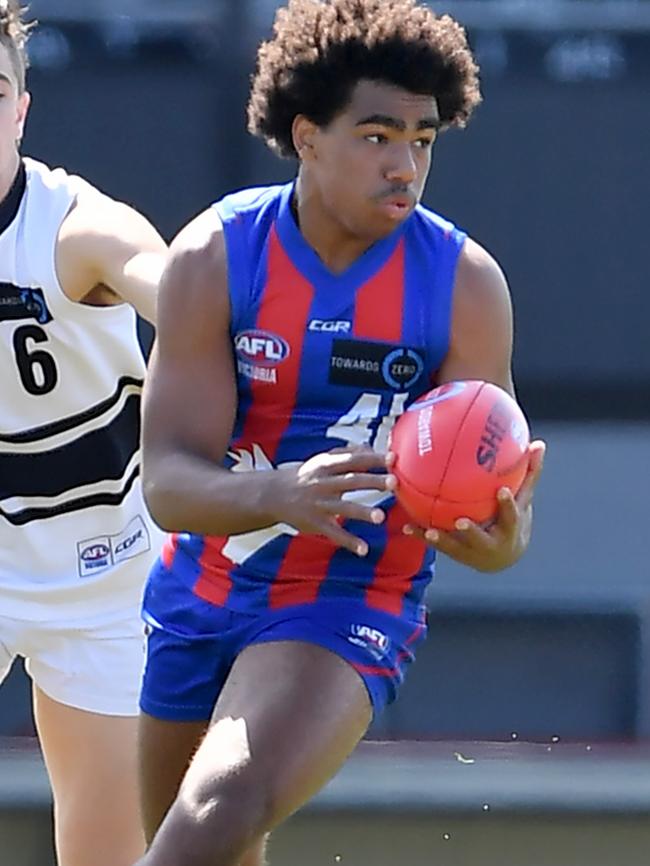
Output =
[
  {"x1": 54, "y1": 796, "x2": 144, "y2": 866},
  {"x1": 171, "y1": 770, "x2": 273, "y2": 862},
  {"x1": 195, "y1": 773, "x2": 271, "y2": 829}
]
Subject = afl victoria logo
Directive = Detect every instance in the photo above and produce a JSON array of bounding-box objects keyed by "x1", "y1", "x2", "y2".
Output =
[
  {"x1": 81, "y1": 543, "x2": 110, "y2": 562},
  {"x1": 78, "y1": 541, "x2": 112, "y2": 574},
  {"x1": 235, "y1": 330, "x2": 290, "y2": 368}
]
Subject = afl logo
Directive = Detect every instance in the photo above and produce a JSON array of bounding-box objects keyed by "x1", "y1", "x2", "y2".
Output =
[
  {"x1": 235, "y1": 330, "x2": 290, "y2": 368},
  {"x1": 80, "y1": 543, "x2": 110, "y2": 562}
]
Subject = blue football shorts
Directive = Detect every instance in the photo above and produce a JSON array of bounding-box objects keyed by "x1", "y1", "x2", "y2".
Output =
[{"x1": 139, "y1": 574, "x2": 427, "y2": 723}]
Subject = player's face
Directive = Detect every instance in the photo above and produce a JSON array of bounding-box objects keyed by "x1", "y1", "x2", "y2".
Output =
[
  {"x1": 0, "y1": 44, "x2": 29, "y2": 183},
  {"x1": 305, "y1": 79, "x2": 439, "y2": 241}
]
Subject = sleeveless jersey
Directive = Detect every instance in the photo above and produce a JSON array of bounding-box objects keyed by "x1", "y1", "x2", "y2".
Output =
[
  {"x1": 161, "y1": 182, "x2": 466, "y2": 620},
  {"x1": 0, "y1": 158, "x2": 162, "y2": 622}
]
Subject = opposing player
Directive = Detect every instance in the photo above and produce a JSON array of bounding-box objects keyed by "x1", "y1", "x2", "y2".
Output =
[
  {"x1": 0, "y1": 3, "x2": 166, "y2": 865},
  {"x1": 138, "y1": 1, "x2": 545, "y2": 864}
]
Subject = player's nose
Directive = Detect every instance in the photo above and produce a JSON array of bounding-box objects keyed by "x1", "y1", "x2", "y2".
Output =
[{"x1": 384, "y1": 142, "x2": 417, "y2": 185}]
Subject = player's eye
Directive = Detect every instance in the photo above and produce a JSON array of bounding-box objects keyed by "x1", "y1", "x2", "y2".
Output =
[
  {"x1": 364, "y1": 133, "x2": 387, "y2": 145},
  {"x1": 414, "y1": 137, "x2": 434, "y2": 149}
]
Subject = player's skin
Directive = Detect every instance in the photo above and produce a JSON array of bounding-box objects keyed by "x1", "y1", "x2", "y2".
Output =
[
  {"x1": 137, "y1": 79, "x2": 545, "y2": 866},
  {"x1": 0, "y1": 44, "x2": 166, "y2": 866},
  {"x1": 0, "y1": 50, "x2": 163, "y2": 324}
]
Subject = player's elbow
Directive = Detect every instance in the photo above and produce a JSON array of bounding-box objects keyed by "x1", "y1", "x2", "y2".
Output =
[{"x1": 142, "y1": 464, "x2": 180, "y2": 531}]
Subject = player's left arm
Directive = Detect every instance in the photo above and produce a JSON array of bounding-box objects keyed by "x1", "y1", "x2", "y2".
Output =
[
  {"x1": 56, "y1": 192, "x2": 167, "y2": 324},
  {"x1": 415, "y1": 237, "x2": 546, "y2": 572}
]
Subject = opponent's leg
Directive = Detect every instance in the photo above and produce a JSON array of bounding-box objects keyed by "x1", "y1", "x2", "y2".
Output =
[
  {"x1": 33, "y1": 687, "x2": 144, "y2": 866},
  {"x1": 140, "y1": 640, "x2": 372, "y2": 866},
  {"x1": 138, "y1": 715, "x2": 207, "y2": 841}
]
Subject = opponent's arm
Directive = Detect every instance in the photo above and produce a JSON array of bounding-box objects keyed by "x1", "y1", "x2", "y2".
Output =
[
  {"x1": 55, "y1": 192, "x2": 167, "y2": 323},
  {"x1": 141, "y1": 210, "x2": 392, "y2": 556},
  {"x1": 409, "y1": 238, "x2": 545, "y2": 571}
]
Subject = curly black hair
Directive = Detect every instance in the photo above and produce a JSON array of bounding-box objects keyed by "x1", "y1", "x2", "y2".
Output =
[
  {"x1": 0, "y1": 0, "x2": 32, "y2": 92},
  {"x1": 248, "y1": 0, "x2": 482, "y2": 159}
]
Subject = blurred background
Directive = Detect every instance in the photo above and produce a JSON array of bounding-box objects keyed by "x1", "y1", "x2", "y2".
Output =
[{"x1": 1, "y1": 1, "x2": 649, "y2": 864}]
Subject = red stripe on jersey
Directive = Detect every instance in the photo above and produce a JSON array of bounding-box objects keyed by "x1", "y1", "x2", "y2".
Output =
[
  {"x1": 196, "y1": 227, "x2": 314, "y2": 607},
  {"x1": 234, "y1": 227, "x2": 327, "y2": 609},
  {"x1": 365, "y1": 503, "x2": 427, "y2": 615},
  {"x1": 161, "y1": 533, "x2": 178, "y2": 569},
  {"x1": 236, "y1": 227, "x2": 314, "y2": 461},
  {"x1": 354, "y1": 240, "x2": 419, "y2": 614},
  {"x1": 353, "y1": 238, "x2": 405, "y2": 341},
  {"x1": 193, "y1": 536, "x2": 235, "y2": 607},
  {"x1": 269, "y1": 242, "x2": 406, "y2": 608},
  {"x1": 269, "y1": 534, "x2": 338, "y2": 609}
]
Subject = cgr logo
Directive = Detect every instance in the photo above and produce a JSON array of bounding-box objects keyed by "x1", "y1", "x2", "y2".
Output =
[
  {"x1": 308, "y1": 319, "x2": 351, "y2": 333},
  {"x1": 114, "y1": 529, "x2": 143, "y2": 556},
  {"x1": 235, "y1": 330, "x2": 289, "y2": 368}
]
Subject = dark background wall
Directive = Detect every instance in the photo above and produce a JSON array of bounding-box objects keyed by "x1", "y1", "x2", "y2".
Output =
[{"x1": 23, "y1": 4, "x2": 650, "y2": 418}]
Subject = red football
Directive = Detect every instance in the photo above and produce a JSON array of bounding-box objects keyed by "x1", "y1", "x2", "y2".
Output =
[{"x1": 390, "y1": 380, "x2": 531, "y2": 531}]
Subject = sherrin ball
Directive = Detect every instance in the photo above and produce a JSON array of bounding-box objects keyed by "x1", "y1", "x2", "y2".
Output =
[{"x1": 390, "y1": 380, "x2": 530, "y2": 531}]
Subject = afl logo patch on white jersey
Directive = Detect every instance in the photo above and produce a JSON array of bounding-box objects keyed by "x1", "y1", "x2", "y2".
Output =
[{"x1": 77, "y1": 515, "x2": 151, "y2": 578}]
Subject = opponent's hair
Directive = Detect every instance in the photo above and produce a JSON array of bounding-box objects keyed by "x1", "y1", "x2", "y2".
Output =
[
  {"x1": 248, "y1": 0, "x2": 482, "y2": 158},
  {"x1": 0, "y1": 0, "x2": 32, "y2": 92}
]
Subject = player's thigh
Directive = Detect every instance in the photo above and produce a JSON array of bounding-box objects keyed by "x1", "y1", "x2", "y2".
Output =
[
  {"x1": 138, "y1": 596, "x2": 255, "y2": 839},
  {"x1": 185, "y1": 640, "x2": 372, "y2": 828},
  {"x1": 138, "y1": 713, "x2": 207, "y2": 842},
  {"x1": 33, "y1": 686, "x2": 144, "y2": 865},
  {"x1": 34, "y1": 685, "x2": 140, "y2": 796}
]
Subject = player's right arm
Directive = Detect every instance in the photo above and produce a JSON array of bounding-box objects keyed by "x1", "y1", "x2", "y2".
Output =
[{"x1": 141, "y1": 210, "x2": 393, "y2": 556}]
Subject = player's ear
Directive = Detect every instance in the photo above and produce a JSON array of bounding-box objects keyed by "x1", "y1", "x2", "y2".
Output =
[
  {"x1": 15, "y1": 90, "x2": 31, "y2": 146},
  {"x1": 292, "y1": 115, "x2": 318, "y2": 162}
]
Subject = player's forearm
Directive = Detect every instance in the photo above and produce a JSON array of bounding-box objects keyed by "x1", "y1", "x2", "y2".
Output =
[{"x1": 142, "y1": 452, "x2": 281, "y2": 536}]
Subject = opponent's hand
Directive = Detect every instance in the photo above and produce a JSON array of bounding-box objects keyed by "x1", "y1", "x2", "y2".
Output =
[
  {"x1": 269, "y1": 446, "x2": 396, "y2": 556},
  {"x1": 403, "y1": 440, "x2": 546, "y2": 572}
]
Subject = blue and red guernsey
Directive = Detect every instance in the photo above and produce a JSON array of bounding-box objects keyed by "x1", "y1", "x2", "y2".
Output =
[{"x1": 162, "y1": 183, "x2": 466, "y2": 619}]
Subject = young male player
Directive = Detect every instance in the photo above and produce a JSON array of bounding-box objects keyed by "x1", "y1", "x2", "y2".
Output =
[
  {"x1": 0, "y1": 3, "x2": 166, "y2": 864},
  {"x1": 138, "y1": 2, "x2": 545, "y2": 864}
]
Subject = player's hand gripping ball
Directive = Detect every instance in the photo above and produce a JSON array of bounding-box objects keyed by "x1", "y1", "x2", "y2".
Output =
[{"x1": 390, "y1": 380, "x2": 531, "y2": 531}]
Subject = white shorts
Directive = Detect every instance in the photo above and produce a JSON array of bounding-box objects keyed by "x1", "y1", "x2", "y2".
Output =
[{"x1": 0, "y1": 609, "x2": 146, "y2": 716}]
